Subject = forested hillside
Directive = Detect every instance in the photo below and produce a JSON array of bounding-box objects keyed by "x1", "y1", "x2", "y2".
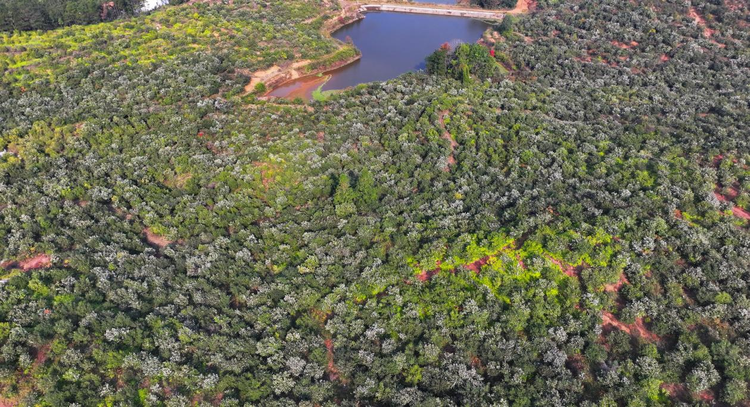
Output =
[
  {"x1": 1, "y1": 0, "x2": 749, "y2": 405},
  {"x1": 0, "y1": 0, "x2": 148, "y2": 32}
]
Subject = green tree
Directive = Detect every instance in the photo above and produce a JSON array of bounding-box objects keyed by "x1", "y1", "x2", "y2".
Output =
[{"x1": 356, "y1": 169, "x2": 378, "y2": 209}]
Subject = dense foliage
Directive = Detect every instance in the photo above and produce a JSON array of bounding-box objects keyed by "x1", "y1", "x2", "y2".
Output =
[
  {"x1": 470, "y1": 0, "x2": 518, "y2": 9},
  {"x1": 0, "y1": 0, "x2": 145, "y2": 32},
  {"x1": 426, "y1": 43, "x2": 499, "y2": 83},
  {"x1": 1, "y1": 0, "x2": 749, "y2": 405}
]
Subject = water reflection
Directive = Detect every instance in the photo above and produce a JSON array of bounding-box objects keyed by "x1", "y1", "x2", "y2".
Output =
[{"x1": 269, "y1": 12, "x2": 487, "y2": 99}]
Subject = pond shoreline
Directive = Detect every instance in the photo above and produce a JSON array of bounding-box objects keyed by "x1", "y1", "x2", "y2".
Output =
[
  {"x1": 250, "y1": 12, "x2": 365, "y2": 99},
  {"x1": 256, "y1": 0, "x2": 514, "y2": 100},
  {"x1": 263, "y1": 53, "x2": 363, "y2": 99}
]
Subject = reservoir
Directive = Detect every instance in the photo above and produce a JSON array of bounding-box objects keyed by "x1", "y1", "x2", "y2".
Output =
[{"x1": 268, "y1": 12, "x2": 488, "y2": 99}]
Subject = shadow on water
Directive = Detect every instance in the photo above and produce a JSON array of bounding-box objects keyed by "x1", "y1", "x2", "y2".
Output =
[{"x1": 269, "y1": 12, "x2": 487, "y2": 100}]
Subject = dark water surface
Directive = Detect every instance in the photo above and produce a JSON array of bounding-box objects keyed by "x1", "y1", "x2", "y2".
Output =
[{"x1": 269, "y1": 12, "x2": 487, "y2": 99}]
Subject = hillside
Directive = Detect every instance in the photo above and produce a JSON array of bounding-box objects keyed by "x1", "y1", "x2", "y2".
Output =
[{"x1": 1, "y1": 0, "x2": 749, "y2": 405}]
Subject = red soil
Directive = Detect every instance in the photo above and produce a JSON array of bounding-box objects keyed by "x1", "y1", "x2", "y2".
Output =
[
  {"x1": 1, "y1": 254, "x2": 52, "y2": 271},
  {"x1": 438, "y1": 111, "x2": 458, "y2": 171},
  {"x1": 19, "y1": 255, "x2": 51, "y2": 271},
  {"x1": 601, "y1": 311, "x2": 661, "y2": 342},
  {"x1": 604, "y1": 273, "x2": 629, "y2": 292},
  {"x1": 714, "y1": 191, "x2": 750, "y2": 220},
  {"x1": 547, "y1": 256, "x2": 577, "y2": 278},
  {"x1": 252, "y1": 161, "x2": 276, "y2": 188},
  {"x1": 34, "y1": 343, "x2": 50, "y2": 366},
  {"x1": 688, "y1": 7, "x2": 715, "y2": 37},
  {"x1": 722, "y1": 186, "x2": 740, "y2": 199},
  {"x1": 711, "y1": 154, "x2": 725, "y2": 167},
  {"x1": 416, "y1": 255, "x2": 492, "y2": 281},
  {"x1": 697, "y1": 390, "x2": 716, "y2": 402},
  {"x1": 674, "y1": 209, "x2": 683, "y2": 219},
  {"x1": 659, "y1": 54, "x2": 671, "y2": 62},
  {"x1": 417, "y1": 267, "x2": 441, "y2": 282},
  {"x1": 729, "y1": 206, "x2": 750, "y2": 220},
  {"x1": 661, "y1": 383, "x2": 689, "y2": 400},
  {"x1": 143, "y1": 228, "x2": 174, "y2": 248},
  {"x1": 415, "y1": 242, "x2": 521, "y2": 282},
  {"x1": 611, "y1": 40, "x2": 638, "y2": 49},
  {"x1": 324, "y1": 338, "x2": 346, "y2": 383},
  {"x1": 465, "y1": 256, "x2": 492, "y2": 274},
  {"x1": 510, "y1": 0, "x2": 536, "y2": 14}
]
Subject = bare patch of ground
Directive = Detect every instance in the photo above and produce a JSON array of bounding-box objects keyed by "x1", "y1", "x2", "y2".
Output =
[
  {"x1": 1, "y1": 254, "x2": 52, "y2": 271},
  {"x1": 163, "y1": 172, "x2": 193, "y2": 189},
  {"x1": 714, "y1": 189, "x2": 750, "y2": 220},
  {"x1": 465, "y1": 256, "x2": 492, "y2": 273},
  {"x1": 602, "y1": 311, "x2": 661, "y2": 342},
  {"x1": 604, "y1": 273, "x2": 629, "y2": 292},
  {"x1": 324, "y1": 338, "x2": 348, "y2": 384},
  {"x1": 546, "y1": 256, "x2": 578, "y2": 278},
  {"x1": 415, "y1": 241, "x2": 519, "y2": 282},
  {"x1": 143, "y1": 228, "x2": 174, "y2": 248},
  {"x1": 688, "y1": 7, "x2": 715, "y2": 37},
  {"x1": 438, "y1": 110, "x2": 458, "y2": 171},
  {"x1": 417, "y1": 260, "x2": 443, "y2": 282},
  {"x1": 508, "y1": 0, "x2": 536, "y2": 14},
  {"x1": 611, "y1": 40, "x2": 638, "y2": 49},
  {"x1": 661, "y1": 383, "x2": 689, "y2": 401},
  {"x1": 253, "y1": 161, "x2": 278, "y2": 189}
]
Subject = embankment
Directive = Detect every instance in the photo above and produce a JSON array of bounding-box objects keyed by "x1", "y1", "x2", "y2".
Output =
[
  {"x1": 358, "y1": 4, "x2": 505, "y2": 20},
  {"x1": 246, "y1": 12, "x2": 365, "y2": 97}
]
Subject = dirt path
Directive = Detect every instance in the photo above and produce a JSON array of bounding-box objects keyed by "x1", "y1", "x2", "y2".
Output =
[
  {"x1": 438, "y1": 110, "x2": 458, "y2": 171},
  {"x1": 604, "y1": 273, "x2": 629, "y2": 292},
  {"x1": 354, "y1": 0, "x2": 534, "y2": 15},
  {"x1": 714, "y1": 190, "x2": 750, "y2": 220},
  {"x1": 688, "y1": 7, "x2": 715, "y2": 37},
  {"x1": 143, "y1": 228, "x2": 174, "y2": 248},
  {"x1": 602, "y1": 311, "x2": 660, "y2": 342},
  {"x1": 358, "y1": 3, "x2": 506, "y2": 19},
  {"x1": 1, "y1": 254, "x2": 52, "y2": 272}
]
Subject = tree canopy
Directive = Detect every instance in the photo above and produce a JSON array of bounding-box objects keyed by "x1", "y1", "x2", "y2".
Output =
[{"x1": 0, "y1": 0, "x2": 749, "y2": 405}]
